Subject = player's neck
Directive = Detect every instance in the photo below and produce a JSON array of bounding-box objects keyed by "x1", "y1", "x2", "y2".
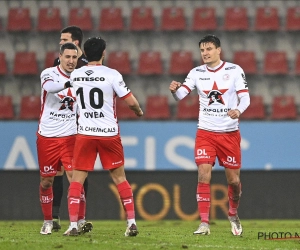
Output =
[
  {"x1": 88, "y1": 60, "x2": 103, "y2": 66},
  {"x1": 206, "y1": 59, "x2": 222, "y2": 70}
]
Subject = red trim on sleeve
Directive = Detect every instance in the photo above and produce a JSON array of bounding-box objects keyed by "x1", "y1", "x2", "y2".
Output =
[
  {"x1": 120, "y1": 92, "x2": 132, "y2": 100},
  {"x1": 182, "y1": 85, "x2": 192, "y2": 93},
  {"x1": 237, "y1": 89, "x2": 249, "y2": 94},
  {"x1": 42, "y1": 79, "x2": 52, "y2": 88}
]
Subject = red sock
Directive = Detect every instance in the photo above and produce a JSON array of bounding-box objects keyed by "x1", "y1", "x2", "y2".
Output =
[
  {"x1": 39, "y1": 185, "x2": 53, "y2": 220},
  {"x1": 196, "y1": 183, "x2": 210, "y2": 224},
  {"x1": 228, "y1": 182, "x2": 242, "y2": 216},
  {"x1": 68, "y1": 182, "x2": 82, "y2": 222},
  {"x1": 117, "y1": 181, "x2": 135, "y2": 219},
  {"x1": 78, "y1": 189, "x2": 86, "y2": 221}
]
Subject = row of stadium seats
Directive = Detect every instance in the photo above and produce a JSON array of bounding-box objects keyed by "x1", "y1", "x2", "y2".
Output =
[
  {"x1": 2, "y1": 50, "x2": 300, "y2": 76},
  {"x1": 0, "y1": 94, "x2": 298, "y2": 121},
  {"x1": 3, "y1": 6, "x2": 300, "y2": 32}
]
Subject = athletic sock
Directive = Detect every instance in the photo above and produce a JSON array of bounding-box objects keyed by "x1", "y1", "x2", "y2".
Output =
[
  {"x1": 52, "y1": 175, "x2": 63, "y2": 219},
  {"x1": 39, "y1": 185, "x2": 53, "y2": 220},
  {"x1": 78, "y1": 188, "x2": 86, "y2": 221},
  {"x1": 228, "y1": 182, "x2": 242, "y2": 216},
  {"x1": 117, "y1": 181, "x2": 135, "y2": 220},
  {"x1": 68, "y1": 182, "x2": 82, "y2": 222},
  {"x1": 196, "y1": 183, "x2": 210, "y2": 224}
]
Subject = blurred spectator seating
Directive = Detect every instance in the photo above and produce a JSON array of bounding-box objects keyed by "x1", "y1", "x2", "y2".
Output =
[
  {"x1": 99, "y1": 7, "x2": 124, "y2": 31},
  {"x1": 7, "y1": 8, "x2": 31, "y2": 32},
  {"x1": 192, "y1": 7, "x2": 217, "y2": 31},
  {"x1": 130, "y1": 7, "x2": 155, "y2": 31},
  {"x1": 263, "y1": 51, "x2": 288, "y2": 75},
  {"x1": 294, "y1": 51, "x2": 300, "y2": 75},
  {"x1": 223, "y1": 7, "x2": 248, "y2": 31},
  {"x1": 145, "y1": 95, "x2": 171, "y2": 119},
  {"x1": 270, "y1": 96, "x2": 297, "y2": 120},
  {"x1": 254, "y1": 7, "x2": 279, "y2": 31},
  {"x1": 0, "y1": 95, "x2": 14, "y2": 119},
  {"x1": 233, "y1": 51, "x2": 257, "y2": 75},
  {"x1": 116, "y1": 98, "x2": 138, "y2": 120},
  {"x1": 68, "y1": 8, "x2": 93, "y2": 31},
  {"x1": 13, "y1": 52, "x2": 38, "y2": 76},
  {"x1": 240, "y1": 95, "x2": 266, "y2": 120},
  {"x1": 161, "y1": 7, "x2": 186, "y2": 31},
  {"x1": 44, "y1": 51, "x2": 59, "y2": 69},
  {"x1": 176, "y1": 94, "x2": 199, "y2": 120},
  {"x1": 107, "y1": 51, "x2": 131, "y2": 75},
  {"x1": 19, "y1": 95, "x2": 41, "y2": 120},
  {"x1": 0, "y1": 52, "x2": 8, "y2": 75},
  {"x1": 286, "y1": 7, "x2": 300, "y2": 31},
  {"x1": 169, "y1": 51, "x2": 193, "y2": 75},
  {"x1": 137, "y1": 51, "x2": 163, "y2": 75},
  {"x1": 37, "y1": 7, "x2": 62, "y2": 32}
]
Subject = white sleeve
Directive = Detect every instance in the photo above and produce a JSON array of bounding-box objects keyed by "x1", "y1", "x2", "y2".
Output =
[
  {"x1": 172, "y1": 86, "x2": 190, "y2": 101},
  {"x1": 41, "y1": 69, "x2": 66, "y2": 93},
  {"x1": 237, "y1": 92, "x2": 250, "y2": 114},
  {"x1": 112, "y1": 70, "x2": 131, "y2": 98}
]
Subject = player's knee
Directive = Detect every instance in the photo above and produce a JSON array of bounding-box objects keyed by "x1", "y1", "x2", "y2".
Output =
[{"x1": 41, "y1": 178, "x2": 53, "y2": 189}]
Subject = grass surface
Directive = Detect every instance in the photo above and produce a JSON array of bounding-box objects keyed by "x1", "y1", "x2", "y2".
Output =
[{"x1": 0, "y1": 220, "x2": 300, "y2": 250}]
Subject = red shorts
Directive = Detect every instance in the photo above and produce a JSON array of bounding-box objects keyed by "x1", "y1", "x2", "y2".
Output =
[
  {"x1": 37, "y1": 134, "x2": 76, "y2": 177},
  {"x1": 194, "y1": 129, "x2": 241, "y2": 169},
  {"x1": 73, "y1": 134, "x2": 124, "y2": 171}
]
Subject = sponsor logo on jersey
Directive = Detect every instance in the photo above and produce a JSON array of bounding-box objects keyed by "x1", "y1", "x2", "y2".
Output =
[
  {"x1": 196, "y1": 69, "x2": 206, "y2": 72},
  {"x1": 203, "y1": 82, "x2": 228, "y2": 105},
  {"x1": 82, "y1": 126, "x2": 116, "y2": 133},
  {"x1": 73, "y1": 77, "x2": 105, "y2": 81},
  {"x1": 59, "y1": 96, "x2": 75, "y2": 111},
  {"x1": 41, "y1": 73, "x2": 52, "y2": 81},
  {"x1": 85, "y1": 70, "x2": 94, "y2": 76},
  {"x1": 223, "y1": 74, "x2": 230, "y2": 80},
  {"x1": 225, "y1": 66, "x2": 236, "y2": 70},
  {"x1": 199, "y1": 78, "x2": 210, "y2": 80}
]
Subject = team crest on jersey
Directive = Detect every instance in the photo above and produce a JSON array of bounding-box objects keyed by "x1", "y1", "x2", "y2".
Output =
[
  {"x1": 57, "y1": 88, "x2": 76, "y2": 111},
  {"x1": 203, "y1": 82, "x2": 228, "y2": 105}
]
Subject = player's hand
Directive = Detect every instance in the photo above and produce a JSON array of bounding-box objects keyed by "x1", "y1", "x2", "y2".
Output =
[
  {"x1": 64, "y1": 81, "x2": 72, "y2": 88},
  {"x1": 169, "y1": 81, "x2": 181, "y2": 93},
  {"x1": 135, "y1": 108, "x2": 143, "y2": 117},
  {"x1": 228, "y1": 109, "x2": 241, "y2": 119}
]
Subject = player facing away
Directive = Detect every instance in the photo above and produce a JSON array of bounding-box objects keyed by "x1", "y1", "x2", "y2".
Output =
[
  {"x1": 169, "y1": 34, "x2": 250, "y2": 236},
  {"x1": 37, "y1": 43, "x2": 79, "y2": 235},
  {"x1": 52, "y1": 25, "x2": 89, "y2": 231},
  {"x1": 64, "y1": 37, "x2": 143, "y2": 236}
]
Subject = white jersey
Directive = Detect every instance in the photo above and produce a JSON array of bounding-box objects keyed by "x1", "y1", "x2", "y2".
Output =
[
  {"x1": 70, "y1": 65, "x2": 131, "y2": 137},
  {"x1": 38, "y1": 66, "x2": 77, "y2": 137},
  {"x1": 183, "y1": 61, "x2": 249, "y2": 132}
]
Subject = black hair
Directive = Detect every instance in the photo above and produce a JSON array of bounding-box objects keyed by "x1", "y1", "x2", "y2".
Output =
[
  {"x1": 84, "y1": 37, "x2": 106, "y2": 62},
  {"x1": 199, "y1": 34, "x2": 221, "y2": 48},
  {"x1": 59, "y1": 42, "x2": 78, "y2": 54},
  {"x1": 61, "y1": 26, "x2": 83, "y2": 48}
]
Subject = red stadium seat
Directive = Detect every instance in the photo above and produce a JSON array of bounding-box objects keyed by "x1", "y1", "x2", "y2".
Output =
[
  {"x1": 19, "y1": 95, "x2": 41, "y2": 120},
  {"x1": 161, "y1": 7, "x2": 186, "y2": 31},
  {"x1": 145, "y1": 95, "x2": 171, "y2": 120},
  {"x1": 0, "y1": 95, "x2": 14, "y2": 119},
  {"x1": 130, "y1": 7, "x2": 155, "y2": 31},
  {"x1": 271, "y1": 96, "x2": 297, "y2": 120},
  {"x1": 116, "y1": 98, "x2": 138, "y2": 120},
  {"x1": 176, "y1": 94, "x2": 199, "y2": 120},
  {"x1": 263, "y1": 51, "x2": 288, "y2": 75},
  {"x1": 254, "y1": 7, "x2": 279, "y2": 31},
  {"x1": 223, "y1": 7, "x2": 248, "y2": 31},
  {"x1": 44, "y1": 51, "x2": 59, "y2": 69},
  {"x1": 137, "y1": 51, "x2": 163, "y2": 75},
  {"x1": 286, "y1": 7, "x2": 300, "y2": 31},
  {"x1": 169, "y1": 51, "x2": 193, "y2": 75},
  {"x1": 192, "y1": 7, "x2": 217, "y2": 31},
  {"x1": 294, "y1": 51, "x2": 300, "y2": 75},
  {"x1": 233, "y1": 51, "x2": 257, "y2": 75},
  {"x1": 13, "y1": 52, "x2": 38, "y2": 76},
  {"x1": 107, "y1": 51, "x2": 131, "y2": 75},
  {"x1": 241, "y1": 95, "x2": 266, "y2": 120},
  {"x1": 0, "y1": 52, "x2": 8, "y2": 75},
  {"x1": 37, "y1": 8, "x2": 62, "y2": 32},
  {"x1": 68, "y1": 8, "x2": 93, "y2": 31},
  {"x1": 98, "y1": 7, "x2": 124, "y2": 31},
  {"x1": 7, "y1": 8, "x2": 31, "y2": 31}
]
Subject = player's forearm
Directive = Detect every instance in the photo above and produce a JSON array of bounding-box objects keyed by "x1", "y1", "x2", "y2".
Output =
[
  {"x1": 43, "y1": 80, "x2": 70, "y2": 93},
  {"x1": 237, "y1": 92, "x2": 250, "y2": 114},
  {"x1": 124, "y1": 95, "x2": 143, "y2": 116},
  {"x1": 171, "y1": 86, "x2": 189, "y2": 101}
]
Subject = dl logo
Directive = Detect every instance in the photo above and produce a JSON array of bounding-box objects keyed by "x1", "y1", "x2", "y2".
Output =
[
  {"x1": 44, "y1": 166, "x2": 54, "y2": 172},
  {"x1": 227, "y1": 156, "x2": 236, "y2": 163}
]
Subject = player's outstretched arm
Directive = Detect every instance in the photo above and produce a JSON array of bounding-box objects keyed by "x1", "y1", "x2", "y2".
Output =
[{"x1": 124, "y1": 95, "x2": 143, "y2": 117}]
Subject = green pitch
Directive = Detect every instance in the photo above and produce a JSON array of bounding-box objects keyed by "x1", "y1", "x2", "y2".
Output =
[{"x1": 0, "y1": 220, "x2": 300, "y2": 250}]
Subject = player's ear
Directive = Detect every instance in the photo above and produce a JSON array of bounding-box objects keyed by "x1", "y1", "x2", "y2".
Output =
[{"x1": 73, "y1": 40, "x2": 79, "y2": 47}]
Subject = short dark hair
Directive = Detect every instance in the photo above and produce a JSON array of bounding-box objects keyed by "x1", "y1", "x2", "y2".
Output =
[
  {"x1": 84, "y1": 37, "x2": 106, "y2": 62},
  {"x1": 61, "y1": 26, "x2": 83, "y2": 48},
  {"x1": 60, "y1": 42, "x2": 78, "y2": 54},
  {"x1": 199, "y1": 34, "x2": 221, "y2": 48}
]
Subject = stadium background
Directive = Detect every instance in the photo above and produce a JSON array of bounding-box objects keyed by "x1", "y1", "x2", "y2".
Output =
[{"x1": 0, "y1": 0, "x2": 300, "y2": 220}]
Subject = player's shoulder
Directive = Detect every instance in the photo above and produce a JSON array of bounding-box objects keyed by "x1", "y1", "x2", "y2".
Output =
[
  {"x1": 41, "y1": 66, "x2": 57, "y2": 76},
  {"x1": 223, "y1": 61, "x2": 243, "y2": 72},
  {"x1": 191, "y1": 64, "x2": 207, "y2": 74}
]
